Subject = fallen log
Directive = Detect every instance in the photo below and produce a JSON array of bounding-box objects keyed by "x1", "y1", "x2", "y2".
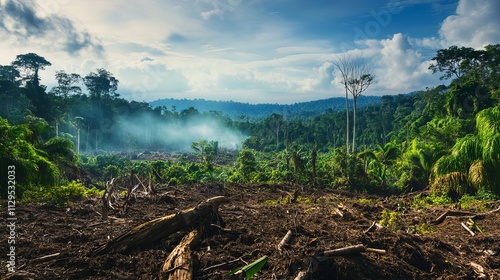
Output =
[
  {"x1": 159, "y1": 230, "x2": 199, "y2": 280},
  {"x1": 432, "y1": 206, "x2": 500, "y2": 225},
  {"x1": 323, "y1": 244, "x2": 386, "y2": 256},
  {"x1": 324, "y1": 244, "x2": 366, "y2": 256},
  {"x1": 92, "y1": 196, "x2": 228, "y2": 256}
]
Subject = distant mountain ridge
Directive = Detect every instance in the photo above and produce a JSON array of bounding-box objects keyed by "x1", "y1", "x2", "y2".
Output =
[{"x1": 149, "y1": 96, "x2": 382, "y2": 118}]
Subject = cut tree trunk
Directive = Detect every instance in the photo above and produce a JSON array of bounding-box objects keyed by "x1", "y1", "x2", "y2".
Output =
[
  {"x1": 159, "y1": 230, "x2": 199, "y2": 280},
  {"x1": 92, "y1": 196, "x2": 228, "y2": 256}
]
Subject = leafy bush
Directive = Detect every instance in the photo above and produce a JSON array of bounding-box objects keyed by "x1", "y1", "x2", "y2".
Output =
[
  {"x1": 411, "y1": 193, "x2": 452, "y2": 209},
  {"x1": 379, "y1": 209, "x2": 404, "y2": 231},
  {"x1": 24, "y1": 180, "x2": 102, "y2": 207},
  {"x1": 409, "y1": 223, "x2": 438, "y2": 235},
  {"x1": 0, "y1": 118, "x2": 60, "y2": 198}
]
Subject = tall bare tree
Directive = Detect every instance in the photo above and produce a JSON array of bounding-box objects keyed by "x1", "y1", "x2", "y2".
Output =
[
  {"x1": 347, "y1": 64, "x2": 374, "y2": 153},
  {"x1": 331, "y1": 54, "x2": 354, "y2": 154},
  {"x1": 332, "y1": 54, "x2": 374, "y2": 154}
]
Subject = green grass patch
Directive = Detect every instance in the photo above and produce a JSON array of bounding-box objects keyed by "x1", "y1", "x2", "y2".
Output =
[
  {"x1": 24, "y1": 180, "x2": 103, "y2": 207},
  {"x1": 409, "y1": 223, "x2": 438, "y2": 235},
  {"x1": 411, "y1": 193, "x2": 452, "y2": 209}
]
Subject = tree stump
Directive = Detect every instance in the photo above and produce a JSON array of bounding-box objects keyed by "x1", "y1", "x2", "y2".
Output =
[{"x1": 159, "y1": 230, "x2": 199, "y2": 280}]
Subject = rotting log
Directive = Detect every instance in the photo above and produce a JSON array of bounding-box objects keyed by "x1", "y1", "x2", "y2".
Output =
[
  {"x1": 159, "y1": 230, "x2": 199, "y2": 280},
  {"x1": 92, "y1": 196, "x2": 228, "y2": 256}
]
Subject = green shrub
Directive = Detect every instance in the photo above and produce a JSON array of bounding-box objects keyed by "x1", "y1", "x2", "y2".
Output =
[
  {"x1": 24, "y1": 180, "x2": 98, "y2": 207},
  {"x1": 409, "y1": 223, "x2": 438, "y2": 234},
  {"x1": 411, "y1": 193, "x2": 452, "y2": 209},
  {"x1": 379, "y1": 209, "x2": 404, "y2": 231}
]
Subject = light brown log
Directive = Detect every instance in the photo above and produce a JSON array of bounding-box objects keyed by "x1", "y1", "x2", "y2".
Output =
[
  {"x1": 324, "y1": 244, "x2": 386, "y2": 256},
  {"x1": 324, "y1": 244, "x2": 366, "y2": 256},
  {"x1": 365, "y1": 247, "x2": 387, "y2": 254},
  {"x1": 92, "y1": 196, "x2": 228, "y2": 256},
  {"x1": 277, "y1": 230, "x2": 293, "y2": 251},
  {"x1": 159, "y1": 230, "x2": 199, "y2": 280}
]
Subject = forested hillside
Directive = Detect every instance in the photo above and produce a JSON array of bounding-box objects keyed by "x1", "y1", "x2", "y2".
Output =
[
  {"x1": 149, "y1": 95, "x2": 382, "y2": 119},
  {"x1": 1, "y1": 44, "x2": 500, "y2": 201}
]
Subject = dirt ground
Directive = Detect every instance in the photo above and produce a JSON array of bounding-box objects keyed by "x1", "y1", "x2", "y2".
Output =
[{"x1": 2, "y1": 183, "x2": 499, "y2": 279}]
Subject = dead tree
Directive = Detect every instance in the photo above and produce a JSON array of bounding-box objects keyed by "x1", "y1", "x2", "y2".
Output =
[{"x1": 92, "y1": 196, "x2": 228, "y2": 256}]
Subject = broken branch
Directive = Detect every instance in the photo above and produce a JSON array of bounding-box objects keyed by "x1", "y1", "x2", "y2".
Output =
[
  {"x1": 277, "y1": 230, "x2": 293, "y2": 251},
  {"x1": 461, "y1": 222, "x2": 475, "y2": 236}
]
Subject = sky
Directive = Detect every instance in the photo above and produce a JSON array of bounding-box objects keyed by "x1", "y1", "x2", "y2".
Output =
[{"x1": 1, "y1": 0, "x2": 499, "y2": 104}]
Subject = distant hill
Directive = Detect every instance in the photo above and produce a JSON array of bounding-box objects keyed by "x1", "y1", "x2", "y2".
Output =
[{"x1": 149, "y1": 96, "x2": 382, "y2": 119}]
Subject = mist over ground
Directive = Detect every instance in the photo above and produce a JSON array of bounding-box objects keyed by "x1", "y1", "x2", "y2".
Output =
[{"x1": 115, "y1": 113, "x2": 247, "y2": 152}]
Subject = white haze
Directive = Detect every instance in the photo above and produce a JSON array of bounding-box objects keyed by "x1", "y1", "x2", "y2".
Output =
[{"x1": 116, "y1": 114, "x2": 247, "y2": 152}]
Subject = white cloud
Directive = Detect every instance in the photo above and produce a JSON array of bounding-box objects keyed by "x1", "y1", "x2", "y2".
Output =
[
  {"x1": 117, "y1": 60, "x2": 190, "y2": 101},
  {"x1": 439, "y1": 0, "x2": 500, "y2": 48},
  {"x1": 376, "y1": 34, "x2": 430, "y2": 91},
  {"x1": 2, "y1": 0, "x2": 481, "y2": 104}
]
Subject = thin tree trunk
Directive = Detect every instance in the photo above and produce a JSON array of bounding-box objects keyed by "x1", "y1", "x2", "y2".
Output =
[
  {"x1": 345, "y1": 87, "x2": 350, "y2": 155},
  {"x1": 352, "y1": 97, "x2": 357, "y2": 153}
]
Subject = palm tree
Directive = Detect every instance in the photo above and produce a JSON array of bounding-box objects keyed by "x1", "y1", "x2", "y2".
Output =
[
  {"x1": 374, "y1": 143, "x2": 401, "y2": 186},
  {"x1": 432, "y1": 106, "x2": 500, "y2": 196},
  {"x1": 358, "y1": 143, "x2": 400, "y2": 187}
]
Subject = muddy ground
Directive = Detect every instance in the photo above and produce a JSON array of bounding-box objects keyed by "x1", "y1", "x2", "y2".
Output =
[{"x1": 2, "y1": 183, "x2": 499, "y2": 279}]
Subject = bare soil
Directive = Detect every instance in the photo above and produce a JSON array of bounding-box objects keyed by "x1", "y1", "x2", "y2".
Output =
[{"x1": 2, "y1": 183, "x2": 499, "y2": 279}]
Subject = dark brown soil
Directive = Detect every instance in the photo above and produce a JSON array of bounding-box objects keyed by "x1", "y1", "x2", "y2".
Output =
[{"x1": 2, "y1": 183, "x2": 499, "y2": 279}]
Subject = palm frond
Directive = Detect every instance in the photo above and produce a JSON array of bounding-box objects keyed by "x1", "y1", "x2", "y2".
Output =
[
  {"x1": 451, "y1": 135, "x2": 482, "y2": 161},
  {"x1": 433, "y1": 153, "x2": 469, "y2": 176},
  {"x1": 476, "y1": 106, "x2": 500, "y2": 140},
  {"x1": 482, "y1": 134, "x2": 500, "y2": 161}
]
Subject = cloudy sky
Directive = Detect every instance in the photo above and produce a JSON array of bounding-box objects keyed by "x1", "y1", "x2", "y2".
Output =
[{"x1": 1, "y1": 0, "x2": 499, "y2": 104}]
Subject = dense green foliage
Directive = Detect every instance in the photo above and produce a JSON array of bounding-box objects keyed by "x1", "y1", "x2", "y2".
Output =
[
  {"x1": 149, "y1": 96, "x2": 381, "y2": 119},
  {"x1": 1, "y1": 44, "x2": 500, "y2": 203}
]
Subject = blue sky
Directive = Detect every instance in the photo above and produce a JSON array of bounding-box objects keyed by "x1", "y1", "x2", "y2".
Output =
[{"x1": 1, "y1": 0, "x2": 499, "y2": 104}]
